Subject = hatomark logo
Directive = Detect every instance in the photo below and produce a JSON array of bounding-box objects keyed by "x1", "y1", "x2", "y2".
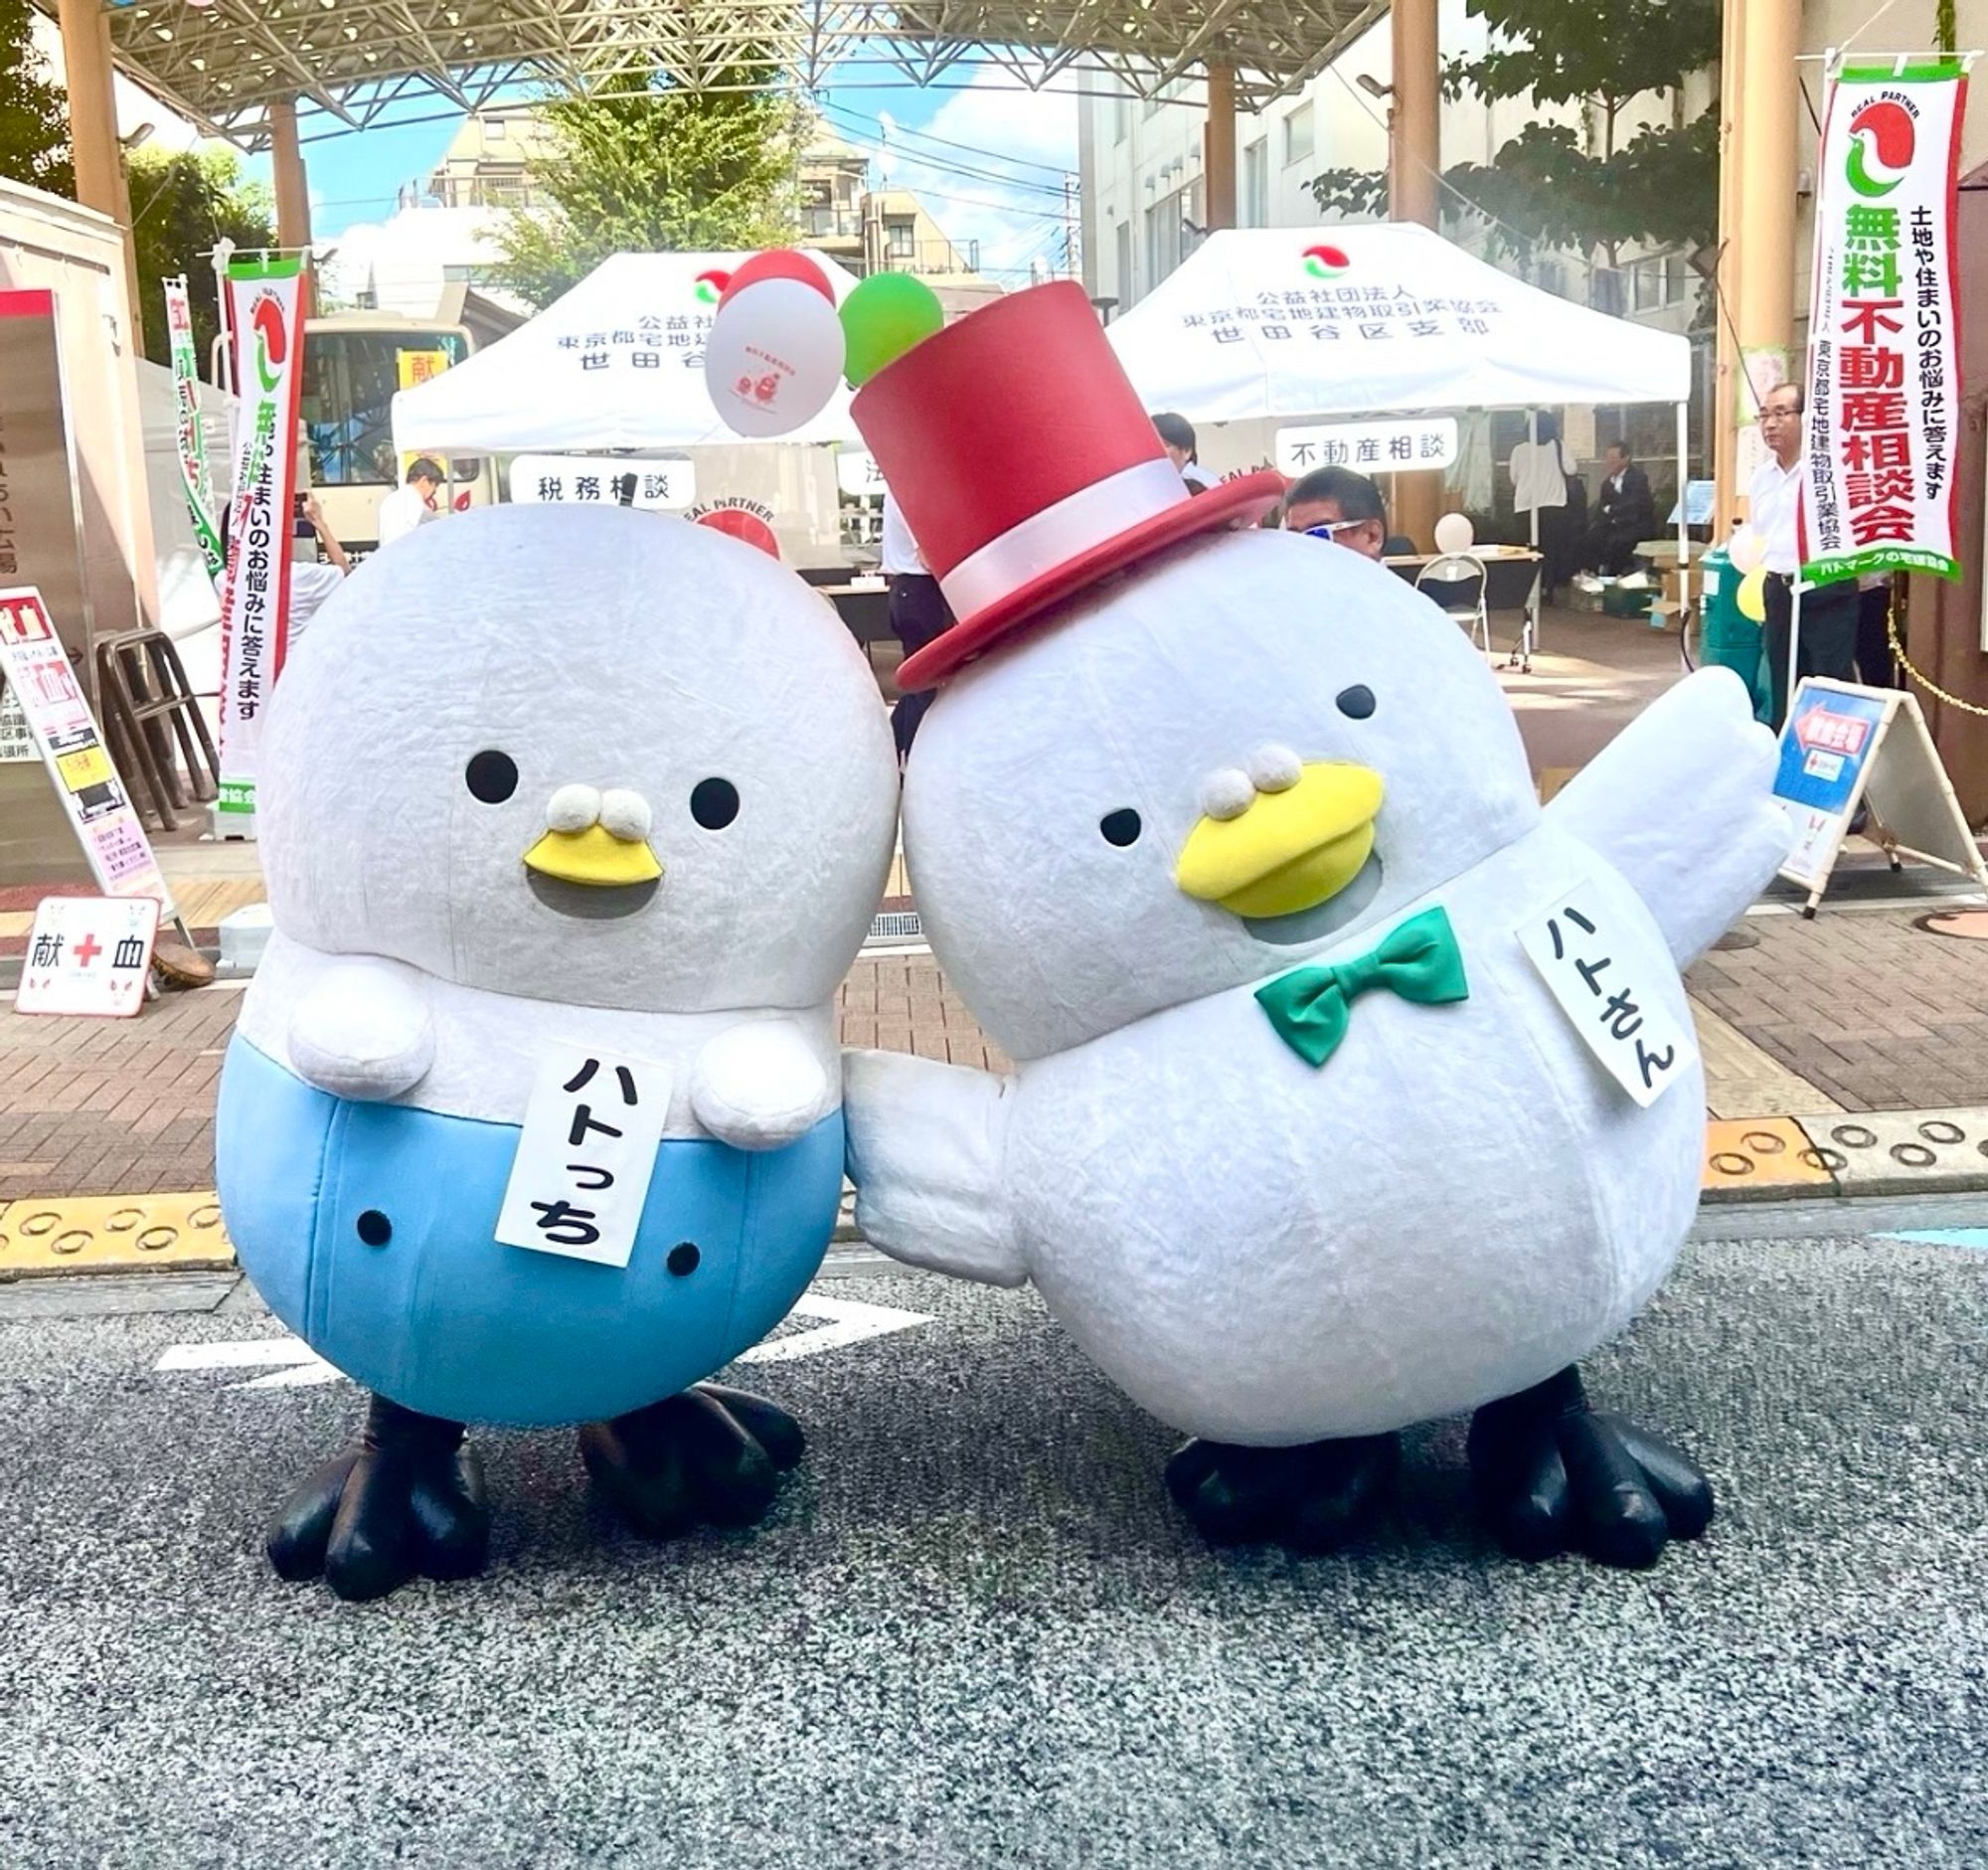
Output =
[
  {"x1": 694, "y1": 268, "x2": 732, "y2": 305},
  {"x1": 1302, "y1": 243, "x2": 1352, "y2": 280},
  {"x1": 1845, "y1": 98, "x2": 1914, "y2": 198}
]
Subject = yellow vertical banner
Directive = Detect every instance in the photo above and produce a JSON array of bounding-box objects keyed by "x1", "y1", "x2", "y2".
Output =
[{"x1": 397, "y1": 349, "x2": 451, "y2": 480}]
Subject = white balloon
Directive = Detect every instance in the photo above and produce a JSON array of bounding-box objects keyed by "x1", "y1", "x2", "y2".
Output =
[
  {"x1": 1433, "y1": 512, "x2": 1475, "y2": 557},
  {"x1": 1729, "y1": 525, "x2": 1766, "y2": 575},
  {"x1": 705, "y1": 278, "x2": 846, "y2": 438}
]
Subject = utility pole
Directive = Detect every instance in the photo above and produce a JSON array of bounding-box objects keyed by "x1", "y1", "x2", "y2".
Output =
[{"x1": 1063, "y1": 175, "x2": 1080, "y2": 278}]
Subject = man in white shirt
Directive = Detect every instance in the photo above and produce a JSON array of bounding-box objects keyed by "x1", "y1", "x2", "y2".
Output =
[
  {"x1": 287, "y1": 495, "x2": 351, "y2": 641},
  {"x1": 375, "y1": 458, "x2": 443, "y2": 550},
  {"x1": 1749, "y1": 384, "x2": 1859, "y2": 726},
  {"x1": 881, "y1": 489, "x2": 954, "y2": 761}
]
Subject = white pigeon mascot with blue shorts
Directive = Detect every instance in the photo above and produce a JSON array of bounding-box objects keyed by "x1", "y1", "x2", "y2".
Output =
[
  {"x1": 831, "y1": 280, "x2": 1792, "y2": 1569},
  {"x1": 217, "y1": 504, "x2": 897, "y2": 1600}
]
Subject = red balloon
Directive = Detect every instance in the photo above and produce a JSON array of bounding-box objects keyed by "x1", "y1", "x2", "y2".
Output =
[
  {"x1": 694, "y1": 506, "x2": 782, "y2": 560},
  {"x1": 719, "y1": 250, "x2": 835, "y2": 308}
]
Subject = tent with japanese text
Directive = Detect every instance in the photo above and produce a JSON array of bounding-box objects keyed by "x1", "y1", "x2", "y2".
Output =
[
  {"x1": 390, "y1": 252, "x2": 866, "y2": 456},
  {"x1": 1105, "y1": 225, "x2": 1691, "y2": 419}
]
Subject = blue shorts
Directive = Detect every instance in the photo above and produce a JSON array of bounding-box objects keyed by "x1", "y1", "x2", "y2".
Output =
[{"x1": 216, "y1": 1035, "x2": 844, "y2": 1427}]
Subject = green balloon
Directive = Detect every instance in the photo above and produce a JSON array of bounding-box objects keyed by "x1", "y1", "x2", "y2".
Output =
[{"x1": 840, "y1": 272, "x2": 945, "y2": 388}]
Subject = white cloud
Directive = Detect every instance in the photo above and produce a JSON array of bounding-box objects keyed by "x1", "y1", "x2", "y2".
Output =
[{"x1": 852, "y1": 78, "x2": 1079, "y2": 283}]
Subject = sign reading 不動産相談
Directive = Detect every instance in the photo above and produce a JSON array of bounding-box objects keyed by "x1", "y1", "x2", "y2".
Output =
[
  {"x1": 1275, "y1": 419, "x2": 1458, "y2": 477},
  {"x1": 162, "y1": 277, "x2": 224, "y2": 581},
  {"x1": 215, "y1": 255, "x2": 307, "y2": 825},
  {"x1": 1799, "y1": 60, "x2": 1969, "y2": 588}
]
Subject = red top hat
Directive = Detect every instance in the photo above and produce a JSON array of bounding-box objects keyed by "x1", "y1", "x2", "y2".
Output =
[{"x1": 853, "y1": 281, "x2": 1282, "y2": 688}]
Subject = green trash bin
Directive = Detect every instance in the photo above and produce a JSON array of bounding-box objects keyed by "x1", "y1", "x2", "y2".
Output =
[{"x1": 1696, "y1": 548, "x2": 1770, "y2": 724}]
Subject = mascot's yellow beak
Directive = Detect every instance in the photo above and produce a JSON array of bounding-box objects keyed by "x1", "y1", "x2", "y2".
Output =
[
  {"x1": 1175, "y1": 763, "x2": 1384, "y2": 919},
  {"x1": 523, "y1": 824, "x2": 663, "y2": 889}
]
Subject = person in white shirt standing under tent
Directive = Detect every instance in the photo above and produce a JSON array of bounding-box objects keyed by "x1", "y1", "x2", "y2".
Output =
[
  {"x1": 375, "y1": 457, "x2": 443, "y2": 551},
  {"x1": 1507, "y1": 413, "x2": 1580, "y2": 604},
  {"x1": 1750, "y1": 383, "x2": 1860, "y2": 727},
  {"x1": 880, "y1": 488, "x2": 955, "y2": 762}
]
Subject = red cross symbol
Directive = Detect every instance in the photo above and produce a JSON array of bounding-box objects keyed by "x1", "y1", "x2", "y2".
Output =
[{"x1": 74, "y1": 933, "x2": 102, "y2": 967}]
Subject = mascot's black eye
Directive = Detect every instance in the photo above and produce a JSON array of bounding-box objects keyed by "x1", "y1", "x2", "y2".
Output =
[
  {"x1": 1100, "y1": 808, "x2": 1142, "y2": 847},
  {"x1": 691, "y1": 777, "x2": 741, "y2": 830},
  {"x1": 464, "y1": 751, "x2": 518, "y2": 803},
  {"x1": 1336, "y1": 685, "x2": 1377, "y2": 720}
]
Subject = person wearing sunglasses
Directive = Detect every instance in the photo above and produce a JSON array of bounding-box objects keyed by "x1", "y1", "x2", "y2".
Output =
[{"x1": 1282, "y1": 465, "x2": 1389, "y2": 563}]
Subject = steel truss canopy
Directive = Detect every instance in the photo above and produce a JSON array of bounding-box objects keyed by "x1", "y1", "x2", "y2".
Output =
[{"x1": 54, "y1": 0, "x2": 1389, "y2": 145}]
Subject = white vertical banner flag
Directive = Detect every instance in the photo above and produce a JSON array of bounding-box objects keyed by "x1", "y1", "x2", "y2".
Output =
[
  {"x1": 217, "y1": 255, "x2": 307, "y2": 825},
  {"x1": 1800, "y1": 60, "x2": 1969, "y2": 587},
  {"x1": 162, "y1": 277, "x2": 225, "y2": 580}
]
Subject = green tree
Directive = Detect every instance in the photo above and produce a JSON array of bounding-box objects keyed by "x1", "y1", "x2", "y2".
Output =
[
  {"x1": 0, "y1": 0, "x2": 74, "y2": 195},
  {"x1": 496, "y1": 63, "x2": 802, "y2": 307},
  {"x1": 1311, "y1": 0, "x2": 1721, "y2": 291},
  {"x1": 127, "y1": 148, "x2": 277, "y2": 364}
]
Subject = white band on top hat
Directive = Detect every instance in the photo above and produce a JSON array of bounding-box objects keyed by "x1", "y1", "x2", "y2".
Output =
[{"x1": 937, "y1": 457, "x2": 1190, "y2": 620}]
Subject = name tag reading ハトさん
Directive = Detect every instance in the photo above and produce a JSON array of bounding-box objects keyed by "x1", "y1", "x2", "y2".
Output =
[
  {"x1": 495, "y1": 1045, "x2": 672, "y2": 1268},
  {"x1": 1517, "y1": 896, "x2": 1695, "y2": 1108}
]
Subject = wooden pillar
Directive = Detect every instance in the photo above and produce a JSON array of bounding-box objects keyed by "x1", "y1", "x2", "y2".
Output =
[
  {"x1": 56, "y1": 0, "x2": 143, "y2": 355},
  {"x1": 1719, "y1": 0, "x2": 1802, "y2": 529},
  {"x1": 1390, "y1": 0, "x2": 1441, "y2": 550},
  {"x1": 267, "y1": 97, "x2": 314, "y2": 314},
  {"x1": 1389, "y1": 0, "x2": 1440, "y2": 228},
  {"x1": 1203, "y1": 64, "x2": 1237, "y2": 230}
]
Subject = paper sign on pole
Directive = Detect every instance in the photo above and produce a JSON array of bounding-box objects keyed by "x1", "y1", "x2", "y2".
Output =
[
  {"x1": 163, "y1": 277, "x2": 225, "y2": 581},
  {"x1": 1800, "y1": 60, "x2": 1970, "y2": 587},
  {"x1": 14, "y1": 895, "x2": 160, "y2": 1018},
  {"x1": 0, "y1": 587, "x2": 178, "y2": 918},
  {"x1": 216, "y1": 255, "x2": 307, "y2": 828},
  {"x1": 1772, "y1": 677, "x2": 1988, "y2": 913}
]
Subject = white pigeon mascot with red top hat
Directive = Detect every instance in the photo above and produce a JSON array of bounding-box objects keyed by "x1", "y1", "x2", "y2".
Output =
[{"x1": 715, "y1": 258, "x2": 1791, "y2": 1570}]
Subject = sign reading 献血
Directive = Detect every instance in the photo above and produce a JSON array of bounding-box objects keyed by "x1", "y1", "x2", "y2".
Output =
[
  {"x1": 1800, "y1": 60, "x2": 1970, "y2": 587},
  {"x1": 1275, "y1": 418, "x2": 1458, "y2": 477},
  {"x1": 14, "y1": 895, "x2": 161, "y2": 1018}
]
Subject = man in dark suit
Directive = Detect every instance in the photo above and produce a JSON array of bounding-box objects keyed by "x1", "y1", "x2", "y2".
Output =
[{"x1": 1585, "y1": 441, "x2": 1655, "y2": 577}]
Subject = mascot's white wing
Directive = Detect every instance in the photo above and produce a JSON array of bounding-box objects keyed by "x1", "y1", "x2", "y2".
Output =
[
  {"x1": 690, "y1": 1020, "x2": 837, "y2": 1151},
  {"x1": 286, "y1": 958, "x2": 434, "y2": 1101},
  {"x1": 843, "y1": 1050, "x2": 1027, "y2": 1287},
  {"x1": 1546, "y1": 666, "x2": 1793, "y2": 967}
]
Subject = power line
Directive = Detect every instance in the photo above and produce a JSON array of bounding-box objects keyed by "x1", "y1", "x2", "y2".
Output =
[{"x1": 814, "y1": 96, "x2": 1075, "y2": 182}]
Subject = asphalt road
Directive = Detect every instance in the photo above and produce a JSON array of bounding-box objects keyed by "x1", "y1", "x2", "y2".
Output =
[{"x1": 1, "y1": 1207, "x2": 1985, "y2": 1869}]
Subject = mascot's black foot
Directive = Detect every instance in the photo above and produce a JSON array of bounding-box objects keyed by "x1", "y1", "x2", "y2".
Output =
[
  {"x1": 266, "y1": 1394, "x2": 490, "y2": 1602},
  {"x1": 1166, "y1": 1432, "x2": 1402, "y2": 1553},
  {"x1": 1467, "y1": 1365, "x2": 1713, "y2": 1570},
  {"x1": 579, "y1": 1383, "x2": 804, "y2": 1540}
]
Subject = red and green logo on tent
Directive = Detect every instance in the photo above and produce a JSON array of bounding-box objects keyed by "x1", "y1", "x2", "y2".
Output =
[{"x1": 1302, "y1": 243, "x2": 1351, "y2": 280}]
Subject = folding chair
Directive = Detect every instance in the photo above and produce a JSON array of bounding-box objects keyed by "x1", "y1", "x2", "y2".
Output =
[{"x1": 1414, "y1": 553, "x2": 1491, "y2": 654}]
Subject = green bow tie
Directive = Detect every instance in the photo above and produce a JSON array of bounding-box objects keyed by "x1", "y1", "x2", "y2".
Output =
[{"x1": 1254, "y1": 906, "x2": 1469, "y2": 1068}]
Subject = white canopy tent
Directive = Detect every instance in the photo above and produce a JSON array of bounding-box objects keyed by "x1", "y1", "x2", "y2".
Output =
[
  {"x1": 1108, "y1": 224, "x2": 1691, "y2": 418},
  {"x1": 1109, "y1": 226, "x2": 1695, "y2": 664},
  {"x1": 389, "y1": 250, "x2": 866, "y2": 456}
]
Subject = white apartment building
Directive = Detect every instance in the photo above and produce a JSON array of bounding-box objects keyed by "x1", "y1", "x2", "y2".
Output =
[{"x1": 1077, "y1": 3, "x2": 1711, "y2": 489}]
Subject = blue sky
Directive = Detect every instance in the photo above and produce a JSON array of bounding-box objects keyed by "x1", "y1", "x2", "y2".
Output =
[{"x1": 294, "y1": 73, "x2": 1081, "y2": 278}]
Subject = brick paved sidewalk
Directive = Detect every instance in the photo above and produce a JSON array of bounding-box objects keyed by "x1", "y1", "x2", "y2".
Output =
[{"x1": 3, "y1": 906, "x2": 1987, "y2": 1204}]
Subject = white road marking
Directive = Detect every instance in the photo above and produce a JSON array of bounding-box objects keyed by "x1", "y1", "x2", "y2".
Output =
[{"x1": 152, "y1": 1293, "x2": 932, "y2": 1394}]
